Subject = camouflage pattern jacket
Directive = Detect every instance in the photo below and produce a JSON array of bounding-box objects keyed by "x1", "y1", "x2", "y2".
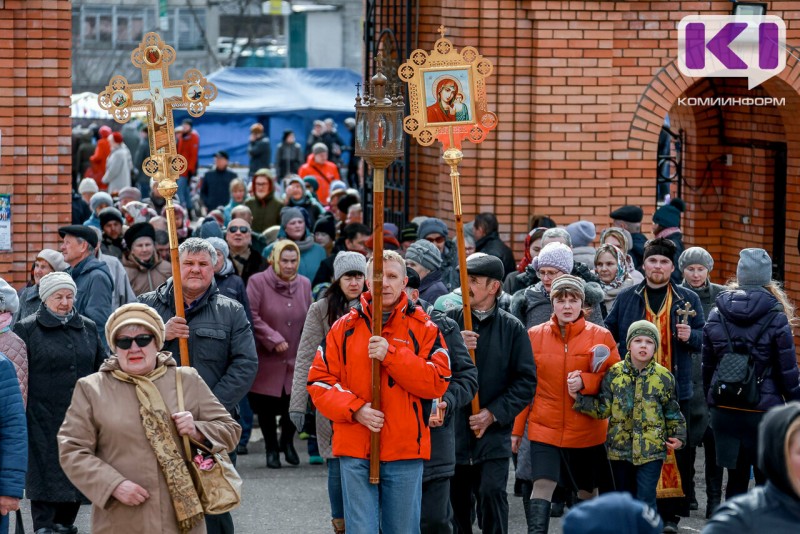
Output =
[{"x1": 573, "y1": 354, "x2": 686, "y2": 465}]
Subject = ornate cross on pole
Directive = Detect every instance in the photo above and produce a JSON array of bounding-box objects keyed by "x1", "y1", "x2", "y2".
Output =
[
  {"x1": 676, "y1": 302, "x2": 697, "y2": 324},
  {"x1": 98, "y1": 32, "x2": 217, "y2": 367}
]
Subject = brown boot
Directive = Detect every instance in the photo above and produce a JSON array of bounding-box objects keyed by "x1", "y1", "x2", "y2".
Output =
[{"x1": 331, "y1": 518, "x2": 345, "y2": 533}]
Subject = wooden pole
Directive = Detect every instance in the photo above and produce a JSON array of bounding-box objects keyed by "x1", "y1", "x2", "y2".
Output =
[
  {"x1": 369, "y1": 167, "x2": 385, "y2": 484},
  {"x1": 163, "y1": 195, "x2": 190, "y2": 367},
  {"x1": 443, "y1": 148, "x2": 481, "y2": 429}
]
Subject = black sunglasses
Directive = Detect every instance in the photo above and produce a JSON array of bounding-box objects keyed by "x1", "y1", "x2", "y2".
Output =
[
  {"x1": 116, "y1": 334, "x2": 155, "y2": 350},
  {"x1": 228, "y1": 226, "x2": 250, "y2": 234}
]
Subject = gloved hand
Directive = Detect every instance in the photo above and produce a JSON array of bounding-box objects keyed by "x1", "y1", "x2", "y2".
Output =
[{"x1": 289, "y1": 411, "x2": 305, "y2": 433}]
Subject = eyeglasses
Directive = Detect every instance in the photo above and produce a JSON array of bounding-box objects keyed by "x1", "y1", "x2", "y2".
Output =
[
  {"x1": 538, "y1": 270, "x2": 562, "y2": 280},
  {"x1": 115, "y1": 334, "x2": 155, "y2": 350},
  {"x1": 228, "y1": 226, "x2": 250, "y2": 234},
  {"x1": 425, "y1": 236, "x2": 446, "y2": 245}
]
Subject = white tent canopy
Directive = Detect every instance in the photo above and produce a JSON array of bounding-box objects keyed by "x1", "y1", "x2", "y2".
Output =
[{"x1": 71, "y1": 92, "x2": 107, "y2": 119}]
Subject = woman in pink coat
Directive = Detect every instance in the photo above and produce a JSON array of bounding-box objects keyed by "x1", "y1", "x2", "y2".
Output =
[{"x1": 246, "y1": 239, "x2": 311, "y2": 468}]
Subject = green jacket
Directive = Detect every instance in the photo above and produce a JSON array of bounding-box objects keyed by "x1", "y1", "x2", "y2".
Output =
[{"x1": 573, "y1": 354, "x2": 686, "y2": 465}]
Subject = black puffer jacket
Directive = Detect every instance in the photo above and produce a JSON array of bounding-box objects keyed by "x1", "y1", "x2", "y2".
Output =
[
  {"x1": 138, "y1": 279, "x2": 258, "y2": 413},
  {"x1": 702, "y1": 288, "x2": 800, "y2": 411},
  {"x1": 703, "y1": 402, "x2": 800, "y2": 533},
  {"x1": 14, "y1": 305, "x2": 105, "y2": 501},
  {"x1": 446, "y1": 305, "x2": 536, "y2": 464},
  {"x1": 423, "y1": 309, "x2": 479, "y2": 482}
]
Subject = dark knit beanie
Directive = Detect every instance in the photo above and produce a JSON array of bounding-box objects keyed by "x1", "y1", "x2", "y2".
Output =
[
  {"x1": 313, "y1": 214, "x2": 337, "y2": 241},
  {"x1": 400, "y1": 223, "x2": 419, "y2": 243},
  {"x1": 99, "y1": 207, "x2": 124, "y2": 229}
]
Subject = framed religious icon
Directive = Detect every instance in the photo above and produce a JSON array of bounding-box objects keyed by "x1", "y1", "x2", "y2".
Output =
[{"x1": 399, "y1": 26, "x2": 497, "y2": 149}]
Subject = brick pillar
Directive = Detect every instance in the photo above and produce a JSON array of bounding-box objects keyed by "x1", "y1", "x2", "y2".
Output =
[{"x1": 0, "y1": 1, "x2": 73, "y2": 287}]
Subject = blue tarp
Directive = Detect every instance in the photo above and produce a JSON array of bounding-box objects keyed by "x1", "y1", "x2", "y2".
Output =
[{"x1": 174, "y1": 68, "x2": 361, "y2": 169}]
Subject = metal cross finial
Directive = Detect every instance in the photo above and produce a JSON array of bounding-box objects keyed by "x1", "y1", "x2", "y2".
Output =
[
  {"x1": 438, "y1": 25, "x2": 447, "y2": 39},
  {"x1": 676, "y1": 302, "x2": 697, "y2": 325}
]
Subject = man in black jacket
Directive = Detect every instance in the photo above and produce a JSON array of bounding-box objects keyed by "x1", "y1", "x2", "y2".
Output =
[
  {"x1": 138, "y1": 237, "x2": 257, "y2": 534},
  {"x1": 200, "y1": 151, "x2": 237, "y2": 212},
  {"x1": 473, "y1": 213, "x2": 516, "y2": 279},
  {"x1": 446, "y1": 254, "x2": 536, "y2": 534},
  {"x1": 404, "y1": 268, "x2": 479, "y2": 533}
]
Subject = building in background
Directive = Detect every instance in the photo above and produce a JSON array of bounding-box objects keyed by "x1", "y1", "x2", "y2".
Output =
[{"x1": 71, "y1": 0, "x2": 362, "y2": 93}]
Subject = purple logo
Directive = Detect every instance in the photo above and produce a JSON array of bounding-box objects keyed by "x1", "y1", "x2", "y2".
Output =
[{"x1": 678, "y1": 15, "x2": 786, "y2": 89}]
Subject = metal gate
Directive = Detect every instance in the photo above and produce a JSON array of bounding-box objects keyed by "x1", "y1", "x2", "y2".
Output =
[{"x1": 361, "y1": 0, "x2": 416, "y2": 228}]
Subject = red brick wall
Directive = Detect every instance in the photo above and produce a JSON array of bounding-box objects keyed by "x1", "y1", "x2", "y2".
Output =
[
  {"x1": 0, "y1": 1, "x2": 73, "y2": 287},
  {"x1": 400, "y1": 1, "x2": 800, "y2": 315}
]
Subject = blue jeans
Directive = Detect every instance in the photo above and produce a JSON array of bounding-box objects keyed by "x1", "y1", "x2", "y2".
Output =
[
  {"x1": 328, "y1": 458, "x2": 344, "y2": 520},
  {"x1": 177, "y1": 175, "x2": 191, "y2": 210},
  {"x1": 339, "y1": 457, "x2": 423, "y2": 534},
  {"x1": 238, "y1": 396, "x2": 254, "y2": 446},
  {"x1": 611, "y1": 459, "x2": 663, "y2": 510}
]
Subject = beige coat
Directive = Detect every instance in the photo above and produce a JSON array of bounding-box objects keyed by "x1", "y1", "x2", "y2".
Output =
[
  {"x1": 289, "y1": 297, "x2": 334, "y2": 458},
  {"x1": 58, "y1": 356, "x2": 241, "y2": 534},
  {"x1": 123, "y1": 253, "x2": 172, "y2": 296}
]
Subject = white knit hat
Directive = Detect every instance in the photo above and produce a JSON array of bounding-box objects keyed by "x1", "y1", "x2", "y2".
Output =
[{"x1": 38, "y1": 271, "x2": 77, "y2": 302}]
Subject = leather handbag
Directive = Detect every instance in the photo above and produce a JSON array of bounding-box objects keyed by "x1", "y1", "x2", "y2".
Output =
[{"x1": 176, "y1": 367, "x2": 242, "y2": 514}]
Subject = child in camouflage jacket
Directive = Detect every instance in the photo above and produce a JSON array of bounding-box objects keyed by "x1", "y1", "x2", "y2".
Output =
[{"x1": 572, "y1": 320, "x2": 686, "y2": 508}]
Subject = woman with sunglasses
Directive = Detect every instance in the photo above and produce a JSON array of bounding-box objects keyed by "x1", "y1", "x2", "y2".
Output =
[
  {"x1": 288, "y1": 251, "x2": 367, "y2": 533},
  {"x1": 13, "y1": 272, "x2": 107, "y2": 534},
  {"x1": 58, "y1": 302, "x2": 240, "y2": 533}
]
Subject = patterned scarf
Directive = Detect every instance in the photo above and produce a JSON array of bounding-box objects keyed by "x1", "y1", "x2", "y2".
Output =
[
  {"x1": 110, "y1": 358, "x2": 203, "y2": 532},
  {"x1": 595, "y1": 244, "x2": 628, "y2": 290},
  {"x1": 645, "y1": 287, "x2": 684, "y2": 499}
]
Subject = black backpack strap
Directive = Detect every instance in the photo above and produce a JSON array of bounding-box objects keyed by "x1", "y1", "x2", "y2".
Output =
[{"x1": 717, "y1": 312, "x2": 735, "y2": 353}]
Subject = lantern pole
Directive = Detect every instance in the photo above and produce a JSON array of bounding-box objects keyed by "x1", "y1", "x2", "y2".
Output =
[{"x1": 354, "y1": 53, "x2": 405, "y2": 484}]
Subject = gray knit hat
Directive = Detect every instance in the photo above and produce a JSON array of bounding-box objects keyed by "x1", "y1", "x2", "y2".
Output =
[
  {"x1": 281, "y1": 207, "x2": 305, "y2": 228},
  {"x1": 0, "y1": 278, "x2": 19, "y2": 314},
  {"x1": 550, "y1": 274, "x2": 585, "y2": 301},
  {"x1": 39, "y1": 271, "x2": 77, "y2": 302},
  {"x1": 737, "y1": 248, "x2": 772, "y2": 288},
  {"x1": 679, "y1": 246, "x2": 714, "y2": 273},
  {"x1": 626, "y1": 319, "x2": 661, "y2": 348},
  {"x1": 334, "y1": 251, "x2": 367, "y2": 281},
  {"x1": 566, "y1": 221, "x2": 596, "y2": 248},
  {"x1": 406, "y1": 239, "x2": 443, "y2": 272},
  {"x1": 37, "y1": 249, "x2": 68, "y2": 272},
  {"x1": 533, "y1": 242, "x2": 573, "y2": 274},
  {"x1": 542, "y1": 227, "x2": 572, "y2": 248},
  {"x1": 206, "y1": 237, "x2": 229, "y2": 260}
]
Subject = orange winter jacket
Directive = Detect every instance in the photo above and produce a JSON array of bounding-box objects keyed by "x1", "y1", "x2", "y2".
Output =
[
  {"x1": 308, "y1": 292, "x2": 451, "y2": 462},
  {"x1": 513, "y1": 315, "x2": 620, "y2": 449}
]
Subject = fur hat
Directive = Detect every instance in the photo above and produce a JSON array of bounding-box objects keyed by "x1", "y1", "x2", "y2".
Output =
[
  {"x1": 78, "y1": 178, "x2": 99, "y2": 195},
  {"x1": 123, "y1": 222, "x2": 156, "y2": 249},
  {"x1": 533, "y1": 242, "x2": 573, "y2": 274},
  {"x1": 38, "y1": 271, "x2": 77, "y2": 302},
  {"x1": 333, "y1": 251, "x2": 367, "y2": 281},
  {"x1": 99, "y1": 207, "x2": 124, "y2": 229},
  {"x1": 105, "y1": 302, "x2": 166, "y2": 353},
  {"x1": 90, "y1": 192, "x2": 114, "y2": 212},
  {"x1": 406, "y1": 239, "x2": 443, "y2": 272}
]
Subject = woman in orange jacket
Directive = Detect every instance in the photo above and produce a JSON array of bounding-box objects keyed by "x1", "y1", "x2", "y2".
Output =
[{"x1": 512, "y1": 274, "x2": 620, "y2": 533}]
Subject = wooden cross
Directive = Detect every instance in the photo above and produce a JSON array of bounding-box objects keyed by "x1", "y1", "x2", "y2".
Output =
[
  {"x1": 98, "y1": 32, "x2": 216, "y2": 175},
  {"x1": 676, "y1": 301, "x2": 697, "y2": 324}
]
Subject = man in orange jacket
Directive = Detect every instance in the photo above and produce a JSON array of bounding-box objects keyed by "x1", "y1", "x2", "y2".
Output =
[{"x1": 308, "y1": 250, "x2": 451, "y2": 533}]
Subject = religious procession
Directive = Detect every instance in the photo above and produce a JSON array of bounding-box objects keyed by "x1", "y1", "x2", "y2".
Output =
[{"x1": 2, "y1": 2, "x2": 800, "y2": 534}]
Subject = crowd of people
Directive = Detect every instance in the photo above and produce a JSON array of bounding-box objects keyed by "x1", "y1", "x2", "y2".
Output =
[{"x1": 1, "y1": 119, "x2": 799, "y2": 534}]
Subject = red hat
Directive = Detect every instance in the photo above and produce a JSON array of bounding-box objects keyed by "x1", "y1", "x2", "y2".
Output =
[
  {"x1": 365, "y1": 230, "x2": 400, "y2": 251},
  {"x1": 112, "y1": 131, "x2": 123, "y2": 144},
  {"x1": 99, "y1": 125, "x2": 112, "y2": 138}
]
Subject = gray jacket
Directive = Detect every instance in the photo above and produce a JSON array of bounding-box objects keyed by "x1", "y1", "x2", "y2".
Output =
[
  {"x1": 69, "y1": 255, "x2": 113, "y2": 350},
  {"x1": 138, "y1": 279, "x2": 258, "y2": 414},
  {"x1": 98, "y1": 251, "x2": 136, "y2": 309}
]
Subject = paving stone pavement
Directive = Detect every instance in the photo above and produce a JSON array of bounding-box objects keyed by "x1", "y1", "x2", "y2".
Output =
[{"x1": 15, "y1": 429, "x2": 720, "y2": 532}]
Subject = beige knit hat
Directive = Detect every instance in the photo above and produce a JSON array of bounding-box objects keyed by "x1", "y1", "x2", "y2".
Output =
[
  {"x1": 104, "y1": 302, "x2": 165, "y2": 352},
  {"x1": 38, "y1": 272, "x2": 77, "y2": 302}
]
